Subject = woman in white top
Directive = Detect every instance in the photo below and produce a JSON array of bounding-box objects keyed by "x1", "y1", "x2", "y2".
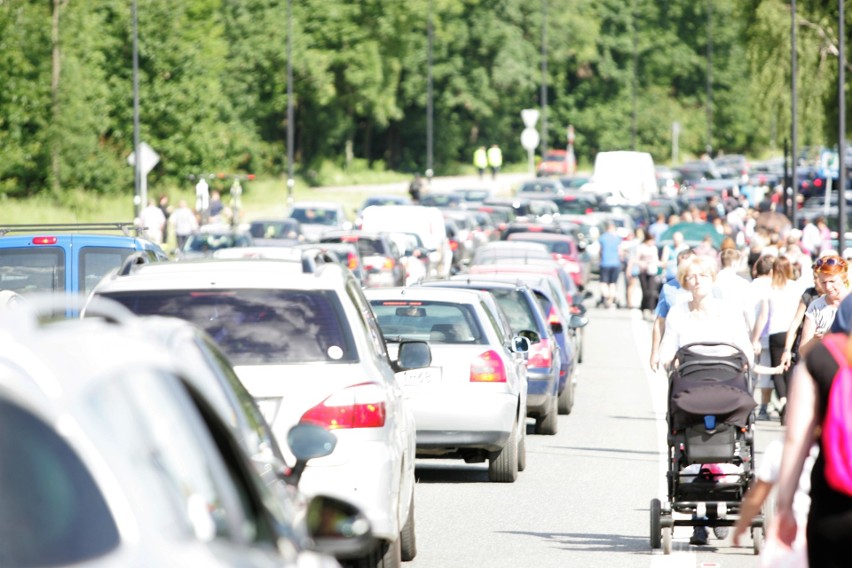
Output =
[
  {"x1": 659, "y1": 255, "x2": 754, "y2": 369},
  {"x1": 752, "y1": 256, "x2": 803, "y2": 421},
  {"x1": 798, "y1": 255, "x2": 851, "y2": 357}
]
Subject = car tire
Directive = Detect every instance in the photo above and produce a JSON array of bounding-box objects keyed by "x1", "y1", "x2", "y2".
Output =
[
  {"x1": 535, "y1": 396, "x2": 558, "y2": 435},
  {"x1": 400, "y1": 493, "x2": 417, "y2": 561},
  {"x1": 488, "y1": 420, "x2": 518, "y2": 483},
  {"x1": 517, "y1": 421, "x2": 527, "y2": 472},
  {"x1": 558, "y1": 379, "x2": 574, "y2": 415}
]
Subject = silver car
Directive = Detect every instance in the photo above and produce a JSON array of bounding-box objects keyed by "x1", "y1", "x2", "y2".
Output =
[
  {"x1": 0, "y1": 298, "x2": 370, "y2": 568},
  {"x1": 365, "y1": 287, "x2": 529, "y2": 482},
  {"x1": 91, "y1": 257, "x2": 420, "y2": 567}
]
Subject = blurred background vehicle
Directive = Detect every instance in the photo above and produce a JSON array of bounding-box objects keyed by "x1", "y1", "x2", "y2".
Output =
[
  {"x1": 178, "y1": 224, "x2": 253, "y2": 260},
  {"x1": 248, "y1": 218, "x2": 305, "y2": 247},
  {"x1": 288, "y1": 202, "x2": 351, "y2": 242}
]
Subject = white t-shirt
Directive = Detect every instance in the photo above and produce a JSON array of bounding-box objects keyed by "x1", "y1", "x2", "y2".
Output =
[
  {"x1": 767, "y1": 280, "x2": 804, "y2": 335},
  {"x1": 659, "y1": 298, "x2": 754, "y2": 365},
  {"x1": 804, "y1": 295, "x2": 838, "y2": 336}
]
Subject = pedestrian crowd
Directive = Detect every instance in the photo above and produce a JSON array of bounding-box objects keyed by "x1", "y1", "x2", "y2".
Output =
[{"x1": 608, "y1": 190, "x2": 852, "y2": 564}]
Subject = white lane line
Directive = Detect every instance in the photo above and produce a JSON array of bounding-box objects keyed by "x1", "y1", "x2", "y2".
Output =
[{"x1": 630, "y1": 309, "x2": 698, "y2": 566}]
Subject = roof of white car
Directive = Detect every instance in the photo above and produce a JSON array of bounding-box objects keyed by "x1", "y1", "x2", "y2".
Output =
[
  {"x1": 363, "y1": 286, "x2": 491, "y2": 306},
  {"x1": 95, "y1": 258, "x2": 347, "y2": 293}
]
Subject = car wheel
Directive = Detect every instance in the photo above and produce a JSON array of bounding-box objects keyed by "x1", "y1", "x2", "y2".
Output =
[
  {"x1": 558, "y1": 380, "x2": 574, "y2": 415},
  {"x1": 534, "y1": 396, "x2": 558, "y2": 435},
  {"x1": 400, "y1": 493, "x2": 417, "y2": 561},
  {"x1": 488, "y1": 420, "x2": 518, "y2": 483},
  {"x1": 517, "y1": 421, "x2": 527, "y2": 472}
]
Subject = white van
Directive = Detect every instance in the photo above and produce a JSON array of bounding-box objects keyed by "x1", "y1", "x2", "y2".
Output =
[
  {"x1": 359, "y1": 205, "x2": 451, "y2": 279},
  {"x1": 588, "y1": 151, "x2": 657, "y2": 204}
]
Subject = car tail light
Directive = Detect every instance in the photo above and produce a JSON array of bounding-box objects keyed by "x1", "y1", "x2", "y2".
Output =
[
  {"x1": 547, "y1": 306, "x2": 561, "y2": 326},
  {"x1": 449, "y1": 240, "x2": 459, "y2": 251},
  {"x1": 347, "y1": 252, "x2": 359, "y2": 270},
  {"x1": 814, "y1": 178, "x2": 823, "y2": 188},
  {"x1": 383, "y1": 257, "x2": 396, "y2": 270},
  {"x1": 300, "y1": 383, "x2": 386, "y2": 429},
  {"x1": 527, "y1": 338, "x2": 552, "y2": 370},
  {"x1": 470, "y1": 350, "x2": 508, "y2": 382},
  {"x1": 32, "y1": 236, "x2": 58, "y2": 245}
]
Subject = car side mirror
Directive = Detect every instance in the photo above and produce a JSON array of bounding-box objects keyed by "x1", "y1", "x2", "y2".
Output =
[
  {"x1": 516, "y1": 329, "x2": 541, "y2": 344},
  {"x1": 512, "y1": 335, "x2": 530, "y2": 353},
  {"x1": 281, "y1": 423, "x2": 338, "y2": 486},
  {"x1": 305, "y1": 495, "x2": 375, "y2": 558},
  {"x1": 568, "y1": 314, "x2": 589, "y2": 329},
  {"x1": 395, "y1": 340, "x2": 431, "y2": 370}
]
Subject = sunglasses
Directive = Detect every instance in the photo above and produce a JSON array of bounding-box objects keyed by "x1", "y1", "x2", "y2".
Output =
[{"x1": 813, "y1": 257, "x2": 847, "y2": 269}]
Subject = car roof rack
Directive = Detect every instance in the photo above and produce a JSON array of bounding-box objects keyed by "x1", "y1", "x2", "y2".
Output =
[{"x1": 0, "y1": 222, "x2": 141, "y2": 237}]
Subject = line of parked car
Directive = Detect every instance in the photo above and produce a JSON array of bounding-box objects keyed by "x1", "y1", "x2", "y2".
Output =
[{"x1": 0, "y1": 187, "x2": 597, "y2": 567}]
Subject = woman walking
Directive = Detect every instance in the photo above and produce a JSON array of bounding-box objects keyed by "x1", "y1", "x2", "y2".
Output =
[{"x1": 635, "y1": 231, "x2": 661, "y2": 320}]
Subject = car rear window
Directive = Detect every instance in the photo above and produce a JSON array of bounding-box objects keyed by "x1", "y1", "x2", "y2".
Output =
[
  {"x1": 101, "y1": 289, "x2": 356, "y2": 364},
  {"x1": 0, "y1": 247, "x2": 66, "y2": 293},
  {"x1": 0, "y1": 399, "x2": 119, "y2": 565},
  {"x1": 80, "y1": 247, "x2": 136, "y2": 295},
  {"x1": 371, "y1": 300, "x2": 485, "y2": 345}
]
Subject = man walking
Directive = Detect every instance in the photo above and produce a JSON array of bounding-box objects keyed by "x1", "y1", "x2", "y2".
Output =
[
  {"x1": 473, "y1": 146, "x2": 488, "y2": 180},
  {"x1": 597, "y1": 222, "x2": 623, "y2": 309},
  {"x1": 487, "y1": 144, "x2": 502, "y2": 180}
]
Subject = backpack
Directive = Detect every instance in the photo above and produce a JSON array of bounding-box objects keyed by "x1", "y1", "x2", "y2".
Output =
[{"x1": 818, "y1": 333, "x2": 852, "y2": 495}]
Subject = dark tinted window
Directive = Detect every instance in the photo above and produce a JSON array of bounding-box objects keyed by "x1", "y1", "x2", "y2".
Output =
[
  {"x1": 103, "y1": 290, "x2": 356, "y2": 364},
  {"x1": 0, "y1": 247, "x2": 66, "y2": 293},
  {"x1": 80, "y1": 246, "x2": 134, "y2": 294},
  {"x1": 371, "y1": 300, "x2": 485, "y2": 344},
  {"x1": 0, "y1": 399, "x2": 119, "y2": 565},
  {"x1": 489, "y1": 289, "x2": 538, "y2": 332}
]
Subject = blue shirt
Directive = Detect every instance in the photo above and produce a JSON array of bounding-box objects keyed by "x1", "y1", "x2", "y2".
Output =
[
  {"x1": 598, "y1": 231, "x2": 623, "y2": 268},
  {"x1": 655, "y1": 277, "x2": 685, "y2": 318}
]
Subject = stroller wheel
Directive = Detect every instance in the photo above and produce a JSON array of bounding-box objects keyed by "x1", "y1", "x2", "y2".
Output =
[
  {"x1": 752, "y1": 526, "x2": 764, "y2": 555},
  {"x1": 662, "y1": 527, "x2": 672, "y2": 554},
  {"x1": 650, "y1": 498, "x2": 662, "y2": 549}
]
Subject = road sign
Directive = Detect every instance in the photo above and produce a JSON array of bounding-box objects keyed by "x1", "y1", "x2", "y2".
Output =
[
  {"x1": 521, "y1": 109, "x2": 540, "y2": 129},
  {"x1": 521, "y1": 128, "x2": 540, "y2": 151},
  {"x1": 820, "y1": 149, "x2": 840, "y2": 179},
  {"x1": 127, "y1": 142, "x2": 160, "y2": 176}
]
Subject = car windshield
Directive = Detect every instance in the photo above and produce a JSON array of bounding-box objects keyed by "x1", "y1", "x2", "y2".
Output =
[
  {"x1": 249, "y1": 221, "x2": 298, "y2": 239},
  {"x1": 186, "y1": 233, "x2": 250, "y2": 253},
  {"x1": 101, "y1": 289, "x2": 356, "y2": 365},
  {"x1": 371, "y1": 300, "x2": 485, "y2": 345},
  {"x1": 290, "y1": 208, "x2": 338, "y2": 225}
]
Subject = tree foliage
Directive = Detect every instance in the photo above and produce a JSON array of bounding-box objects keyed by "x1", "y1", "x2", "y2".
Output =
[{"x1": 0, "y1": 0, "x2": 849, "y2": 197}]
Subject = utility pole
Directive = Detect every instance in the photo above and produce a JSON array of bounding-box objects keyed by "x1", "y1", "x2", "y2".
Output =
[
  {"x1": 286, "y1": 0, "x2": 295, "y2": 205},
  {"x1": 631, "y1": 0, "x2": 638, "y2": 150}
]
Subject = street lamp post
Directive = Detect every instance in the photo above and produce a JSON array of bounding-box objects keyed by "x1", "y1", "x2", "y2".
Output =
[
  {"x1": 286, "y1": 0, "x2": 295, "y2": 205},
  {"x1": 132, "y1": 0, "x2": 141, "y2": 219},
  {"x1": 540, "y1": 0, "x2": 548, "y2": 154},
  {"x1": 426, "y1": 0, "x2": 434, "y2": 183},
  {"x1": 791, "y1": 0, "x2": 798, "y2": 224},
  {"x1": 839, "y1": 0, "x2": 846, "y2": 253}
]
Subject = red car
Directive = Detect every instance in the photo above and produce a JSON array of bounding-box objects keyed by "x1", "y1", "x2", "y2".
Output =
[
  {"x1": 537, "y1": 149, "x2": 571, "y2": 176},
  {"x1": 505, "y1": 231, "x2": 587, "y2": 290}
]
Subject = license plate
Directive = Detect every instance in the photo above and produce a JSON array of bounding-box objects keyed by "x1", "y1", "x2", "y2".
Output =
[{"x1": 397, "y1": 367, "x2": 441, "y2": 385}]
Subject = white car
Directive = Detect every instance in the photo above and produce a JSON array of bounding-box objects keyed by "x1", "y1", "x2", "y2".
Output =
[
  {"x1": 287, "y1": 201, "x2": 351, "y2": 242},
  {"x1": 364, "y1": 287, "x2": 529, "y2": 482},
  {"x1": 0, "y1": 297, "x2": 370, "y2": 568},
  {"x1": 91, "y1": 257, "x2": 421, "y2": 567}
]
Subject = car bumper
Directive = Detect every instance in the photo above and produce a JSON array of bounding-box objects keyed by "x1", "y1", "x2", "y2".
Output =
[
  {"x1": 525, "y1": 371, "x2": 558, "y2": 414},
  {"x1": 406, "y1": 390, "x2": 517, "y2": 452},
  {"x1": 297, "y1": 439, "x2": 403, "y2": 543}
]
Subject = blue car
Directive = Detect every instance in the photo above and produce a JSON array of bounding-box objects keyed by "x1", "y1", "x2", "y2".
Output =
[
  {"x1": 420, "y1": 278, "x2": 563, "y2": 435},
  {"x1": 0, "y1": 223, "x2": 167, "y2": 300}
]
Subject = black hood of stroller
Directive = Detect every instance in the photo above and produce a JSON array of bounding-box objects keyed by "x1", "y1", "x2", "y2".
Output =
[{"x1": 668, "y1": 342, "x2": 756, "y2": 431}]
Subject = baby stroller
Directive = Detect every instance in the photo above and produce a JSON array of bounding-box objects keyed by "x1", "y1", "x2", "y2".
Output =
[{"x1": 650, "y1": 342, "x2": 763, "y2": 554}]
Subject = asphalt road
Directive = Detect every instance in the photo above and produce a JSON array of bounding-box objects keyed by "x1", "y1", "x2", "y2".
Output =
[{"x1": 405, "y1": 289, "x2": 782, "y2": 568}]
